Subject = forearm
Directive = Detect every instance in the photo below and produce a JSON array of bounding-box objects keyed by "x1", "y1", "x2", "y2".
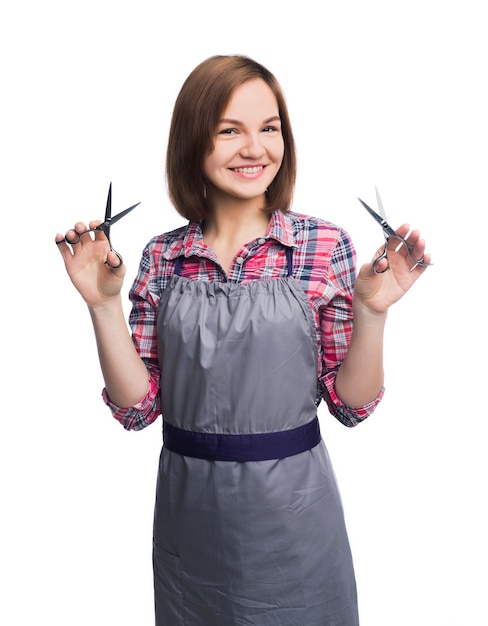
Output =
[
  {"x1": 334, "y1": 302, "x2": 387, "y2": 407},
  {"x1": 88, "y1": 295, "x2": 150, "y2": 408},
  {"x1": 336, "y1": 219, "x2": 431, "y2": 406}
]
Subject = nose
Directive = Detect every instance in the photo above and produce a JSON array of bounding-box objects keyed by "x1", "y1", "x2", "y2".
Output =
[{"x1": 239, "y1": 132, "x2": 266, "y2": 159}]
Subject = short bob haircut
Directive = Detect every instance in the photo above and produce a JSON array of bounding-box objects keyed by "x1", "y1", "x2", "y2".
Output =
[{"x1": 166, "y1": 55, "x2": 297, "y2": 222}]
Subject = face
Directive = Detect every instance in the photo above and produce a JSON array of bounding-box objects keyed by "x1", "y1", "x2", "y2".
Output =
[{"x1": 203, "y1": 79, "x2": 285, "y2": 205}]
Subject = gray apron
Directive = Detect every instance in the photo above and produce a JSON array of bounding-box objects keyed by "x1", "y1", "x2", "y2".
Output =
[{"x1": 153, "y1": 250, "x2": 359, "y2": 625}]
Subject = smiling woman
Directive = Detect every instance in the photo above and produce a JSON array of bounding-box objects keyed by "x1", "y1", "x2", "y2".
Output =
[
  {"x1": 55, "y1": 54, "x2": 431, "y2": 625},
  {"x1": 203, "y1": 80, "x2": 284, "y2": 207},
  {"x1": 200, "y1": 79, "x2": 286, "y2": 272},
  {"x1": 166, "y1": 55, "x2": 297, "y2": 223}
]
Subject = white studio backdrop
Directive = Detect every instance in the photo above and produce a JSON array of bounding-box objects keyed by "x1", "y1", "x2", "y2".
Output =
[{"x1": 1, "y1": 1, "x2": 486, "y2": 624}]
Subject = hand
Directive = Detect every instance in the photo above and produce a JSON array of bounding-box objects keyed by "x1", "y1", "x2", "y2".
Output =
[
  {"x1": 354, "y1": 224, "x2": 431, "y2": 314},
  {"x1": 55, "y1": 220, "x2": 125, "y2": 306}
]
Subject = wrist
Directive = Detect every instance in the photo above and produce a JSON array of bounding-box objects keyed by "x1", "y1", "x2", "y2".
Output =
[
  {"x1": 87, "y1": 294, "x2": 123, "y2": 318},
  {"x1": 352, "y1": 297, "x2": 388, "y2": 323}
]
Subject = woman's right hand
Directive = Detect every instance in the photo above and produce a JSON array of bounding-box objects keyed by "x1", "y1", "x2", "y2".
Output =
[{"x1": 55, "y1": 220, "x2": 126, "y2": 307}]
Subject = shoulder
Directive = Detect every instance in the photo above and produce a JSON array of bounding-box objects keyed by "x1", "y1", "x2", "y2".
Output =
[
  {"x1": 131, "y1": 224, "x2": 189, "y2": 285},
  {"x1": 130, "y1": 225, "x2": 189, "y2": 300},
  {"x1": 143, "y1": 224, "x2": 188, "y2": 256},
  {"x1": 138, "y1": 223, "x2": 196, "y2": 273},
  {"x1": 285, "y1": 211, "x2": 356, "y2": 296},
  {"x1": 286, "y1": 210, "x2": 354, "y2": 251}
]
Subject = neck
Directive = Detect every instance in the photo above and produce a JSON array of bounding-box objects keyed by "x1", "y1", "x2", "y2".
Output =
[
  {"x1": 204, "y1": 194, "x2": 270, "y2": 242},
  {"x1": 202, "y1": 195, "x2": 271, "y2": 274}
]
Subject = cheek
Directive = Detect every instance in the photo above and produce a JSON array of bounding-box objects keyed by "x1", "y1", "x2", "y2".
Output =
[
  {"x1": 271, "y1": 136, "x2": 285, "y2": 161},
  {"x1": 202, "y1": 151, "x2": 219, "y2": 180},
  {"x1": 203, "y1": 144, "x2": 232, "y2": 175},
  {"x1": 273, "y1": 143, "x2": 285, "y2": 169}
]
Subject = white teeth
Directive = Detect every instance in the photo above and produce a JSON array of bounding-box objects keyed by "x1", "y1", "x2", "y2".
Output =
[{"x1": 232, "y1": 166, "x2": 263, "y2": 174}]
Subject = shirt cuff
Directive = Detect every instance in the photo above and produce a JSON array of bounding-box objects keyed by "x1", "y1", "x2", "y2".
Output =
[
  {"x1": 320, "y1": 371, "x2": 385, "y2": 426},
  {"x1": 102, "y1": 376, "x2": 160, "y2": 430}
]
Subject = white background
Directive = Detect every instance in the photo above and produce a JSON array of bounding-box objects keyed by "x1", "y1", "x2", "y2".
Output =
[{"x1": 1, "y1": 1, "x2": 487, "y2": 624}]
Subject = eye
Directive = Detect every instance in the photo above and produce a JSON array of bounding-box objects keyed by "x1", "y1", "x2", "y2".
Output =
[
  {"x1": 219, "y1": 128, "x2": 238, "y2": 135},
  {"x1": 262, "y1": 125, "x2": 279, "y2": 133}
]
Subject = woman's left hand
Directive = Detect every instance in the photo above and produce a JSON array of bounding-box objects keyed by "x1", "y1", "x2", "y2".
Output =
[{"x1": 353, "y1": 223, "x2": 432, "y2": 314}]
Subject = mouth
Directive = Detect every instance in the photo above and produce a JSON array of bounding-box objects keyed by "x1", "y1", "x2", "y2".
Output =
[{"x1": 230, "y1": 165, "x2": 265, "y2": 174}]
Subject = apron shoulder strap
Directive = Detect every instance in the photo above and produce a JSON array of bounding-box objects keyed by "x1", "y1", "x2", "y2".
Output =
[
  {"x1": 174, "y1": 247, "x2": 293, "y2": 277},
  {"x1": 173, "y1": 256, "x2": 184, "y2": 276}
]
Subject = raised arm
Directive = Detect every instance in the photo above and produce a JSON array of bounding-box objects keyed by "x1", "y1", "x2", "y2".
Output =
[
  {"x1": 55, "y1": 220, "x2": 149, "y2": 407},
  {"x1": 335, "y1": 223, "x2": 431, "y2": 407}
]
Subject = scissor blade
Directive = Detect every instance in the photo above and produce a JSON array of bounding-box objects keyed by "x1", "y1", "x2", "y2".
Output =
[
  {"x1": 375, "y1": 186, "x2": 387, "y2": 220},
  {"x1": 109, "y1": 201, "x2": 141, "y2": 226},
  {"x1": 358, "y1": 196, "x2": 397, "y2": 238},
  {"x1": 358, "y1": 197, "x2": 384, "y2": 225},
  {"x1": 104, "y1": 182, "x2": 112, "y2": 222}
]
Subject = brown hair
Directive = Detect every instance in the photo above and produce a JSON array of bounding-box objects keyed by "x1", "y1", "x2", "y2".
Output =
[{"x1": 166, "y1": 55, "x2": 297, "y2": 221}]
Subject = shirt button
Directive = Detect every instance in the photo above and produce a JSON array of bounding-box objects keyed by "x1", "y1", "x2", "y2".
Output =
[
  {"x1": 257, "y1": 238, "x2": 266, "y2": 245},
  {"x1": 235, "y1": 257, "x2": 244, "y2": 265}
]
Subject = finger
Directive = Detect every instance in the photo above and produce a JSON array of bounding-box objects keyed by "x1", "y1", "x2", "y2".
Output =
[
  {"x1": 404, "y1": 228, "x2": 421, "y2": 247},
  {"x1": 87, "y1": 220, "x2": 109, "y2": 244},
  {"x1": 393, "y1": 223, "x2": 410, "y2": 238},
  {"x1": 412, "y1": 247, "x2": 432, "y2": 271},
  {"x1": 67, "y1": 229, "x2": 82, "y2": 245},
  {"x1": 402, "y1": 228, "x2": 432, "y2": 266},
  {"x1": 409, "y1": 236, "x2": 426, "y2": 262},
  {"x1": 74, "y1": 221, "x2": 89, "y2": 233},
  {"x1": 368, "y1": 242, "x2": 389, "y2": 274},
  {"x1": 55, "y1": 233, "x2": 76, "y2": 264},
  {"x1": 372, "y1": 257, "x2": 389, "y2": 274},
  {"x1": 105, "y1": 250, "x2": 125, "y2": 270},
  {"x1": 62, "y1": 223, "x2": 88, "y2": 246}
]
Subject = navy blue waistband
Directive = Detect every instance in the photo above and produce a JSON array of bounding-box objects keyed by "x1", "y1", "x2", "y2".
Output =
[{"x1": 163, "y1": 417, "x2": 321, "y2": 462}]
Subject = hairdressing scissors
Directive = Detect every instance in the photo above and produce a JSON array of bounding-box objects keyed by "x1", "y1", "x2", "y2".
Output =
[
  {"x1": 357, "y1": 187, "x2": 432, "y2": 274},
  {"x1": 57, "y1": 183, "x2": 141, "y2": 268}
]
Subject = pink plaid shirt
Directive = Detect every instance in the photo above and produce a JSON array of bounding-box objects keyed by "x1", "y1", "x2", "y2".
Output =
[{"x1": 104, "y1": 210, "x2": 384, "y2": 430}]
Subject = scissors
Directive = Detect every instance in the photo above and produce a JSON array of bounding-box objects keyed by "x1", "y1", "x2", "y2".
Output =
[
  {"x1": 357, "y1": 187, "x2": 432, "y2": 274},
  {"x1": 57, "y1": 183, "x2": 141, "y2": 268}
]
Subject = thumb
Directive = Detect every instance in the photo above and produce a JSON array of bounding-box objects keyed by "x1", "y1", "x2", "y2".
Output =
[{"x1": 105, "y1": 250, "x2": 125, "y2": 272}]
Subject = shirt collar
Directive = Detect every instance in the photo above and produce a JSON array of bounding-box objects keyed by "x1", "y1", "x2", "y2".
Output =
[
  {"x1": 266, "y1": 210, "x2": 297, "y2": 248},
  {"x1": 165, "y1": 210, "x2": 296, "y2": 260}
]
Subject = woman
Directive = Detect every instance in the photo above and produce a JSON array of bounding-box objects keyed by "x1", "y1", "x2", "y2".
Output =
[{"x1": 56, "y1": 55, "x2": 431, "y2": 625}]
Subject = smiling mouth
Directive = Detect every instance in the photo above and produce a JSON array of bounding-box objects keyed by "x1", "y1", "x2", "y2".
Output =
[{"x1": 230, "y1": 166, "x2": 264, "y2": 174}]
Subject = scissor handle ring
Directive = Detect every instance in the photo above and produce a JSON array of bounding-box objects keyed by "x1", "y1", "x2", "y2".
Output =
[
  {"x1": 372, "y1": 242, "x2": 390, "y2": 274},
  {"x1": 409, "y1": 253, "x2": 432, "y2": 267},
  {"x1": 57, "y1": 233, "x2": 82, "y2": 245},
  {"x1": 105, "y1": 251, "x2": 123, "y2": 269},
  {"x1": 57, "y1": 229, "x2": 99, "y2": 246}
]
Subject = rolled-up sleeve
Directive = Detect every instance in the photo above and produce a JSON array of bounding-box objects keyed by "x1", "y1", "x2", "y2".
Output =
[{"x1": 102, "y1": 360, "x2": 161, "y2": 430}]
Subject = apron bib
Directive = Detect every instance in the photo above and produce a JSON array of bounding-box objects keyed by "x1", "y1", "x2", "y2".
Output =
[{"x1": 153, "y1": 250, "x2": 359, "y2": 625}]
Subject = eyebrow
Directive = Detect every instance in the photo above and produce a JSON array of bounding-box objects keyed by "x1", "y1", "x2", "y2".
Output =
[{"x1": 218, "y1": 115, "x2": 281, "y2": 125}]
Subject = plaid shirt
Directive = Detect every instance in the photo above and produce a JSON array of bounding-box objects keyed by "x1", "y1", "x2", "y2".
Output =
[{"x1": 104, "y1": 210, "x2": 384, "y2": 430}]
